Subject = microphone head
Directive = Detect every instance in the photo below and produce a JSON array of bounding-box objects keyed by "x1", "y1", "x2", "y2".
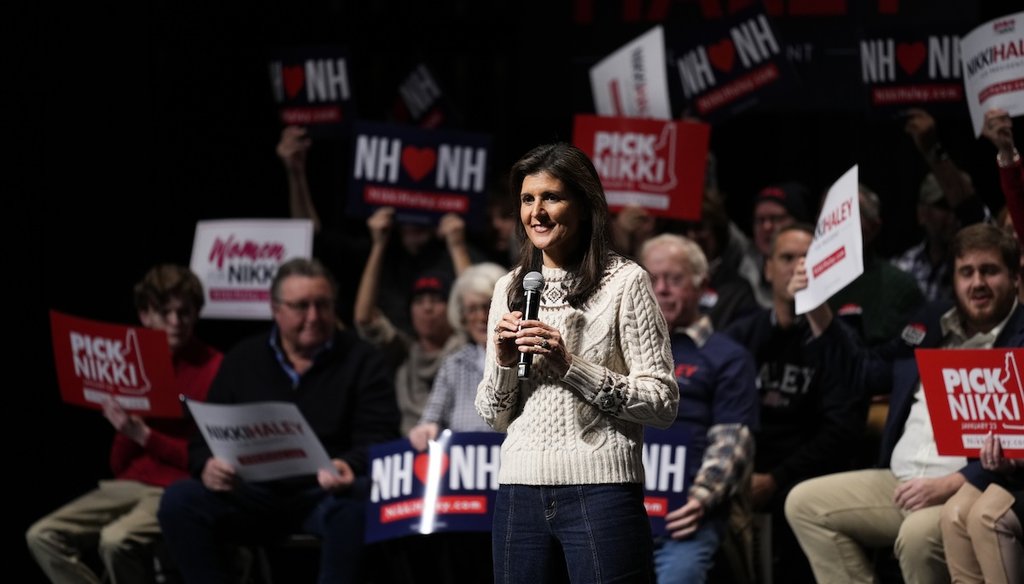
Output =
[{"x1": 523, "y1": 271, "x2": 545, "y2": 292}]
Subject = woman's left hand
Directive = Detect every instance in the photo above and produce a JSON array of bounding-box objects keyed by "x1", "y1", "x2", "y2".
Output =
[{"x1": 516, "y1": 319, "x2": 572, "y2": 376}]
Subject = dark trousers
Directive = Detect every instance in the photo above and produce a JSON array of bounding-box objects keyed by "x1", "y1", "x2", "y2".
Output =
[{"x1": 158, "y1": 478, "x2": 367, "y2": 584}]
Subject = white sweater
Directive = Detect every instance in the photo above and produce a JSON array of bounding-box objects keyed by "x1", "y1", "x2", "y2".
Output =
[{"x1": 475, "y1": 256, "x2": 679, "y2": 485}]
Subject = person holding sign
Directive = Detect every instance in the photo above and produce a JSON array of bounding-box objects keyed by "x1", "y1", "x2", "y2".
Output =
[
  {"x1": 27, "y1": 264, "x2": 223, "y2": 584},
  {"x1": 477, "y1": 143, "x2": 678, "y2": 583},
  {"x1": 786, "y1": 223, "x2": 1023, "y2": 584},
  {"x1": 941, "y1": 432, "x2": 1023, "y2": 584},
  {"x1": 723, "y1": 224, "x2": 866, "y2": 584},
  {"x1": 157, "y1": 258, "x2": 400, "y2": 584},
  {"x1": 640, "y1": 234, "x2": 759, "y2": 584}
]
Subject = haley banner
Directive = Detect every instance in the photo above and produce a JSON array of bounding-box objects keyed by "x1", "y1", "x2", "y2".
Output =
[
  {"x1": 189, "y1": 219, "x2": 313, "y2": 320},
  {"x1": 859, "y1": 27, "x2": 964, "y2": 114},
  {"x1": 365, "y1": 427, "x2": 697, "y2": 542},
  {"x1": 269, "y1": 46, "x2": 356, "y2": 136},
  {"x1": 590, "y1": 25, "x2": 672, "y2": 120},
  {"x1": 392, "y1": 63, "x2": 460, "y2": 129},
  {"x1": 50, "y1": 310, "x2": 180, "y2": 417},
  {"x1": 795, "y1": 165, "x2": 863, "y2": 315},
  {"x1": 572, "y1": 114, "x2": 709, "y2": 221},
  {"x1": 667, "y1": 4, "x2": 794, "y2": 123},
  {"x1": 366, "y1": 431, "x2": 503, "y2": 544},
  {"x1": 917, "y1": 348, "x2": 1024, "y2": 458},
  {"x1": 960, "y1": 12, "x2": 1024, "y2": 137},
  {"x1": 642, "y1": 422, "x2": 694, "y2": 537},
  {"x1": 346, "y1": 121, "x2": 491, "y2": 227},
  {"x1": 186, "y1": 399, "x2": 338, "y2": 482}
]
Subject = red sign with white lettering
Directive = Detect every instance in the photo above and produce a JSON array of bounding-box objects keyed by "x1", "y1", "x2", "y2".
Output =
[
  {"x1": 49, "y1": 310, "x2": 182, "y2": 417},
  {"x1": 572, "y1": 115, "x2": 710, "y2": 221},
  {"x1": 917, "y1": 348, "x2": 1024, "y2": 458}
]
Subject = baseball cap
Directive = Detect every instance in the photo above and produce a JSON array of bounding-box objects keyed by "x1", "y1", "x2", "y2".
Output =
[
  {"x1": 754, "y1": 182, "x2": 811, "y2": 223},
  {"x1": 410, "y1": 271, "x2": 450, "y2": 300}
]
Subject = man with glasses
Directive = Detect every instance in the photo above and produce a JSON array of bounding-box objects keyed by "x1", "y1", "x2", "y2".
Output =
[
  {"x1": 741, "y1": 182, "x2": 813, "y2": 308},
  {"x1": 158, "y1": 257, "x2": 400, "y2": 584}
]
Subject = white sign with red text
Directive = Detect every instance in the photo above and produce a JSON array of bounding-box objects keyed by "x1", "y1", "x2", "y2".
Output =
[
  {"x1": 960, "y1": 12, "x2": 1024, "y2": 137},
  {"x1": 189, "y1": 219, "x2": 313, "y2": 320},
  {"x1": 590, "y1": 25, "x2": 672, "y2": 120},
  {"x1": 187, "y1": 400, "x2": 338, "y2": 482},
  {"x1": 795, "y1": 166, "x2": 863, "y2": 315}
]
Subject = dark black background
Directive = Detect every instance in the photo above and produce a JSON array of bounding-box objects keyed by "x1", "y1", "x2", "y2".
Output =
[{"x1": 23, "y1": 0, "x2": 1021, "y2": 581}]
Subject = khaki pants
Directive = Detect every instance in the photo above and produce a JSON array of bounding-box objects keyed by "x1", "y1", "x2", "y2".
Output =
[
  {"x1": 940, "y1": 482, "x2": 1023, "y2": 584},
  {"x1": 784, "y1": 469, "x2": 949, "y2": 584},
  {"x1": 26, "y1": 480, "x2": 164, "y2": 584}
]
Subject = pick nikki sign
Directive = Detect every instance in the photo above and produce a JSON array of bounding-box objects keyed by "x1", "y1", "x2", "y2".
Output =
[
  {"x1": 573, "y1": 114, "x2": 709, "y2": 221},
  {"x1": 49, "y1": 310, "x2": 181, "y2": 418},
  {"x1": 346, "y1": 121, "x2": 491, "y2": 227},
  {"x1": 916, "y1": 348, "x2": 1024, "y2": 458}
]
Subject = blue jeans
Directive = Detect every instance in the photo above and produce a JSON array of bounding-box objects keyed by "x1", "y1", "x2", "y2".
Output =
[
  {"x1": 157, "y1": 478, "x2": 367, "y2": 584},
  {"x1": 492, "y1": 483, "x2": 654, "y2": 584},
  {"x1": 652, "y1": 515, "x2": 725, "y2": 584}
]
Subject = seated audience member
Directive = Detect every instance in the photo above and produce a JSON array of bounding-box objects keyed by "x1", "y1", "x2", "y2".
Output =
[
  {"x1": 404, "y1": 262, "x2": 507, "y2": 584},
  {"x1": 827, "y1": 184, "x2": 924, "y2": 346},
  {"x1": 157, "y1": 258, "x2": 400, "y2": 584},
  {"x1": 741, "y1": 182, "x2": 814, "y2": 308},
  {"x1": 893, "y1": 108, "x2": 989, "y2": 303},
  {"x1": 27, "y1": 264, "x2": 223, "y2": 583},
  {"x1": 723, "y1": 224, "x2": 865, "y2": 584},
  {"x1": 682, "y1": 190, "x2": 760, "y2": 329},
  {"x1": 941, "y1": 432, "x2": 1023, "y2": 584},
  {"x1": 408, "y1": 261, "x2": 508, "y2": 450},
  {"x1": 608, "y1": 203, "x2": 657, "y2": 259},
  {"x1": 355, "y1": 205, "x2": 468, "y2": 434},
  {"x1": 641, "y1": 234, "x2": 759, "y2": 584},
  {"x1": 786, "y1": 223, "x2": 1023, "y2": 584}
]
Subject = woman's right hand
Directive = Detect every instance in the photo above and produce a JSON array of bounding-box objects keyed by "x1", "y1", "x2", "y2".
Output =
[{"x1": 493, "y1": 311, "x2": 524, "y2": 367}]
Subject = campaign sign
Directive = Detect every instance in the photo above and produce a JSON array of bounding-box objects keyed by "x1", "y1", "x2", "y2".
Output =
[
  {"x1": 186, "y1": 400, "x2": 337, "y2": 482},
  {"x1": 366, "y1": 431, "x2": 503, "y2": 544},
  {"x1": 642, "y1": 423, "x2": 694, "y2": 536},
  {"x1": 917, "y1": 348, "x2": 1024, "y2": 458},
  {"x1": 49, "y1": 310, "x2": 180, "y2": 417},
  {"x1": 960, "y1": 12, "x2": 1024, "y2": 137},
  {"x1": 859, "y1": 27, "x2": 964, "y2": 114},
  {"x1": 573, "y1": 114, "x2": 709, "y2": 221},
  {"x1": 795, "y1": 166, "x2": 863, "y2": 315},
  {"x1": 392, "y1": 63, "x2": 459, "y2": 129},
  {"x1": 268, "y1": 46, "x2": 356, "y2": 136},
  {"x1": 668, "y1": 5, "x2": 794, "y2": 123},
  {"x1": 190, "y1": 219, "x2": 313, "y2": 321},
  {"x1": 590, "y1": 25, "x2": 672, "y2": 120},
  {"x1": 346, "y1": 121, "x2": 491, "y2": 227}
]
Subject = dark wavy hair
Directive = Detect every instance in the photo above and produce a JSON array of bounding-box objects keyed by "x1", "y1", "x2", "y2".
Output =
[{"x1": 505, "y1": 142, "x2": 612, "y2": 310}]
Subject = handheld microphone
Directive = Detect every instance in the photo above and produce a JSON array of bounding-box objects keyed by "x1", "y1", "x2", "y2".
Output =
[{"x1": 517, "y1": 271, "x2": 545, "y2": 379}]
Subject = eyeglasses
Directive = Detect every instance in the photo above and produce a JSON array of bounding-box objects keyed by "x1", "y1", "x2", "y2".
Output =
[{"x1": 274, "y1": 298, "x2": 334, "y2": 315}]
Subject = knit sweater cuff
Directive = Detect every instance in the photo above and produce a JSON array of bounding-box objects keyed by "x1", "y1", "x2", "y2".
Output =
[
  {"x1": 562, "y1": 357, "x2": 607, "y2": 404},
  {"x1": 493, "y1": 362, "x2": 520, "y2": 393}
]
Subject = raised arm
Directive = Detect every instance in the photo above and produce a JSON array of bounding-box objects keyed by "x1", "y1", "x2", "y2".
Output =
[
  {"x1": 437, "y1": 212, "x2": 472, "y2": 275},
  {"x1": 353, "y1": 207, "x2": 395, "y2": 329},
  {"x1": 276, "y1": 125, "x2": 321, "y2": 233},
  {"x1": 904, "y1": 108, "x2": 976, "y2": 211}
]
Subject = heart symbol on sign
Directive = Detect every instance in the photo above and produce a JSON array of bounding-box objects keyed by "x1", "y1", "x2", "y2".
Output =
[
  {"x1": 402, "y1": 146, "x2": 437, "y2": 182},
  {"x1": 707, "y1": 38, "x2": 736, "y2": 73},
  {"x1": 283, "y1": 66, "x2": 305, "y2": 99},
  {"x1": 896, "y1": 42, "x2": 926, "y2": 76},
  {"x1": 413, "y1": 452, "x2": 449, "y2": 484}
]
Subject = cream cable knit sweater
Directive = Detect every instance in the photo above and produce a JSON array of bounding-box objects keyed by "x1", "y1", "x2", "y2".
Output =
[{"x1": 475, "y1": 255, "x2": 679, "y2": 485}]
